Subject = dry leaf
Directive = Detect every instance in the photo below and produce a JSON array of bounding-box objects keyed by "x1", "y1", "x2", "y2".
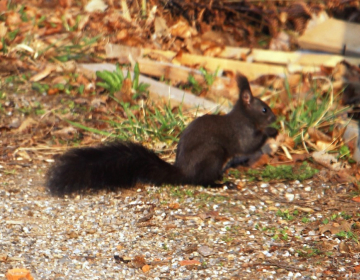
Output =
[
  {"x1": 7, "y1": 257, "x2": 25, "y2": 262},
  {"x1": 291, "y1": 153, "x2": 310, "y2": 162},
  {"x1": 169, "y1": 203, "x2": 180, "y2": 209},
  {"x1": 287, "y1": 74, "x2": 302, "y2": 88},
  {"x1": 137, "y1": 213, "x2": 153, "y2": 223},
  {"x1": 77, "y1": 14, "x2": 90, "y2": 31},
  {"x1": 51, "y1": 76, "x2": 68, "y2": 85},
  {"x1": 142, "y1": 264, "x2": 151, "y2": 273},
  {"x1": 132, "y1": 255, "x2": 146, "y2": 268},
  {"x1": 59, "y1": 0, "x2": 71, "y2": 8},
  {"x1": 0, "y1": 0, "x2": 6, "y2": 12},
  {"x1": 74, "y1": 98, "x2": 90, "y2": 105},
  {"x1": 308, "y1": 127, "x2": 332, "y2": 143},
  {"x1": 6, "y1": 12, "x2": 22, "y2": 29},
  {"x1": 282, "y1": 134, "x2": 295, "y2": 149},
  {"x1": 47, "y1": 88, "x2": 59, "y2": 95},
  {"x1": 317, "y1": 240, "x2": 335, "y2": 251},
  {"x1": 179, "y1": 260, "x2": 201, "y2": 266},
  {"x1": 105, "y1": 44, "x2": 141, "y2": 63},
  {"x1": 0, "y1": 22, "x2": 7, "y2": 37},
  {"x1": 293, "y1": 206, "x2": 314, "y2": 213},
  {"x1": 120, "y1": 0, "x2": 131, "y2": 21},
  {"x1": 6, "y1": 268, "x2": 34, "y2": 280},
  {"x1": 16, "y1": 117, "x2": 37, "y2": 133},
  {"x1": 0, "y1": 254, "x2": 7, "y2": 262},
  {"x1": 164, "y1": 224, "x2": 177, "y2": 230},
  {"x1": 85, "y1": 0, "x2": 107, "y2": 12},
  {"x1": 154, "y1": 17, "x2": 169, "y2": 37},
  {"x1": 250, "y1": 154, "x2": 270, "y2": 168},
  {"x1": 323, "y1": 270, "x2": 333, "y2": 275},
  {"x1": 145, "y1": 5, "x2": 157, "y2": 27},
  {"x1": 203, "y1": 45, "x2": 224, "y2": 57},
  {"x1": 269, "y1": 31, "x2": 290, "y2": 51},
  {"x1": 58, "y1": 60, "x2": 77, "y2": 72},
  {"x1": 334, "y1": 170, "x2": 356, "y2": 184},
  {"x1": 115, "y1": 78, "x2": 133, "y2": 103},
  {"x1": 30, "y1": 65, "x2": 55, "y2": 82},
  {"x1": 354, "y1": 264, "x2": 360, "y2": 273},
  {"x1": 338, "y1": 241, "x2": 351, "y2": 254},
  {"x1": 206, "y1": 211, "x2": 219, "y2": 219},
  {"x1": 170, "y1": 21, "x2": 197, "y2": 39},
  {"x1": 14, "y1": 150, "x2": 31, "y2": 161},
  {"x1": 312, "y1": 151, "x2": 347, "y2": 171},
  {"x1": 51, "y1": 127, "x2": 77, "y2": 140},
  {"x1": 319, "y1": 220, "x2": 352, "y2": 235},
  {"x1": 316, "y1": 140, "x2": 336, "y2": 151}
]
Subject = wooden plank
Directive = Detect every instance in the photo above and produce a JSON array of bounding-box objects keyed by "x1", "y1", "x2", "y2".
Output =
[
  {"x1": 80, "y1": 63, "x2": 230, "y2": 113},
  {"x1": 217, "y1": 47, "x2": 300, "y2": 65},
  {"x1": 105, "y1": 44, "x2": 210, "y2": 84},
  {"x1": 107, "y1": 43, "x2": 286, "y2": 80},
  {"x1": 143, "y1": 48, "x2": 325, "y2": 76},
  {"x1": 105, "y1": 43, "x2": 233, "y2": 92},
  {"x1": 137, "y1": 58, "x2": 206, "y2": 84},
  {"x1": 217, "y1": 46, "x2": 360, "y2": 67},
  {"x1": 109, "y1": 44, "x2": 360, "y2": 81},
  {"x1": 142, "y1": 48, "x2": 288, "y2": 80},
  {"x1": 109, "y1": 44, "x2": 360, "y2": 80},
  {"x1": 298, "y1": 18, "x2": 360, "y2": 56}
]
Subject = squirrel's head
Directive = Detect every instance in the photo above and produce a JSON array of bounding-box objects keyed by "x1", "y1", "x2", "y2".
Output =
[{"x1": 235, "y1": 73, "x2": 276, "y2": 127}]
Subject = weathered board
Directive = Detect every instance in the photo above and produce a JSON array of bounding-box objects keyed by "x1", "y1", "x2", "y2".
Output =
[{"x1": 298, "y1": 18, "x2": 360, "y2": 56}]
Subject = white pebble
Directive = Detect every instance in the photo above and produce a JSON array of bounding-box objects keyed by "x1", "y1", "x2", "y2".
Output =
[{"x1": 285, "y1": 193, "x2": 295, "y2": 202}]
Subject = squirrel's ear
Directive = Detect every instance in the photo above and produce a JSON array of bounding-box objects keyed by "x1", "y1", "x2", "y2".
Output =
[
  {"x1": 235, "y1": 72, "x2": 253, "y2": 106},
  {"x1": 235, "y1": 73, "x2": 251, "y2": 94},
  {"x1": 241, "y1": 90, "x2": 252, "y2": 106}
]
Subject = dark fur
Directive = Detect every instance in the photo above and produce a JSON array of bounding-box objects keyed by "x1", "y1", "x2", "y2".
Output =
[{"x1": 46, "y1": 74, "x2": 277, "y2": 196}]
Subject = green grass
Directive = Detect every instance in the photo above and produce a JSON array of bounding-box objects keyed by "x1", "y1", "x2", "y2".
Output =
[
  {"x1": 107, "y1": 102, "x2": 188, "y2": 143},
  {"x1": 258, "y1": 225, "x2": 291, "y2": 241},
  {"x1": 51, "y1": 36, "x2": 101, "y2": 62},
  {"x1": 59, "y1": 63, "x2": 190, "y2": 145},
  {"x1": 279, "y1": 77, "x2": 349, "y2": 147},
  {"x1": 3, "y1": 169, "x2": 17, "y2": 175},
  {"x1": 276, "y1": 209, "x2": 295, "y2": 221},
  {"x1": 221, "y1": 236, "x2": 234, "y2": 243},
  {"x1": 296, "y1": 246, "x2": 323, "y2": 258},
  {"x1": 274, "y1": 228, "x2": 289, "y2": 241},
  {"x1": 96, "y1": 63, "x2": 150, "y2": 98},
  {"x1": 336, "y1": 230, "x2": 358, "y2": 243},
  {"x1": 31, "y1": 72, "x2": 87, "y2": 96},
  {"x1": 162, "y1": 186, "x2": 229, "y2": 204},
  {"x1": 246, "y1": 162, "x2": 318, "y2": 182},
  {"x1": 185, "y1": 67, "x2": 219, "y2": 95}
]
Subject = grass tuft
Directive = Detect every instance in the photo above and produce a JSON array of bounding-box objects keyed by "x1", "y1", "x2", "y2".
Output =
[{"x1": 246, "y1": 162, "x2": 318, "y2": 182}]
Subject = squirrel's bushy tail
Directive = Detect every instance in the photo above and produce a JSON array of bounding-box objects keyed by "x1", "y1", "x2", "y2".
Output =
[{"x1": 46, "y1": 141, "x2": 184, "y2": 196}]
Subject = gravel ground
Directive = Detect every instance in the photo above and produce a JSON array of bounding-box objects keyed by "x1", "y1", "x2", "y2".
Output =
[{"x1": 1, "y1": 163, "x2": 360, "y2": 279}]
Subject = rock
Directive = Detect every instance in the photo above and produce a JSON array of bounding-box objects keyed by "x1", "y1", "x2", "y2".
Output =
[{"x1": 197, "y1": 246, "x2": 214, "y2": 257}]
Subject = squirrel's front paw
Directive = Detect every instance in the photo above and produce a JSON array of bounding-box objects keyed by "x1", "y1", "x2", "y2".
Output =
[{"x1": 265, "y1": 127, "x2": 278, "y2": 138}]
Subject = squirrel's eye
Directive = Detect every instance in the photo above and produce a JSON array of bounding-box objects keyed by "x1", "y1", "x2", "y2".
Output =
[{"x1": 262, "y1": 107, "x2": 267, "y2": 113}]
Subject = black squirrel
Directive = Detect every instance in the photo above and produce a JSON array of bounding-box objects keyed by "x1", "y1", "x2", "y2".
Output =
[{"x1": 47, "y1": 74, "x2": 278, "y2": 196}]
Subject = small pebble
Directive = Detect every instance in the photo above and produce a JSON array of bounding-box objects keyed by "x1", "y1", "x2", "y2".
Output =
[
  {"x1": 285, "y1": 193, "x2": 295, "y2": 202},
  {"x1": 198, "y1": 246, "x2": 214, "y2": 257}
]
